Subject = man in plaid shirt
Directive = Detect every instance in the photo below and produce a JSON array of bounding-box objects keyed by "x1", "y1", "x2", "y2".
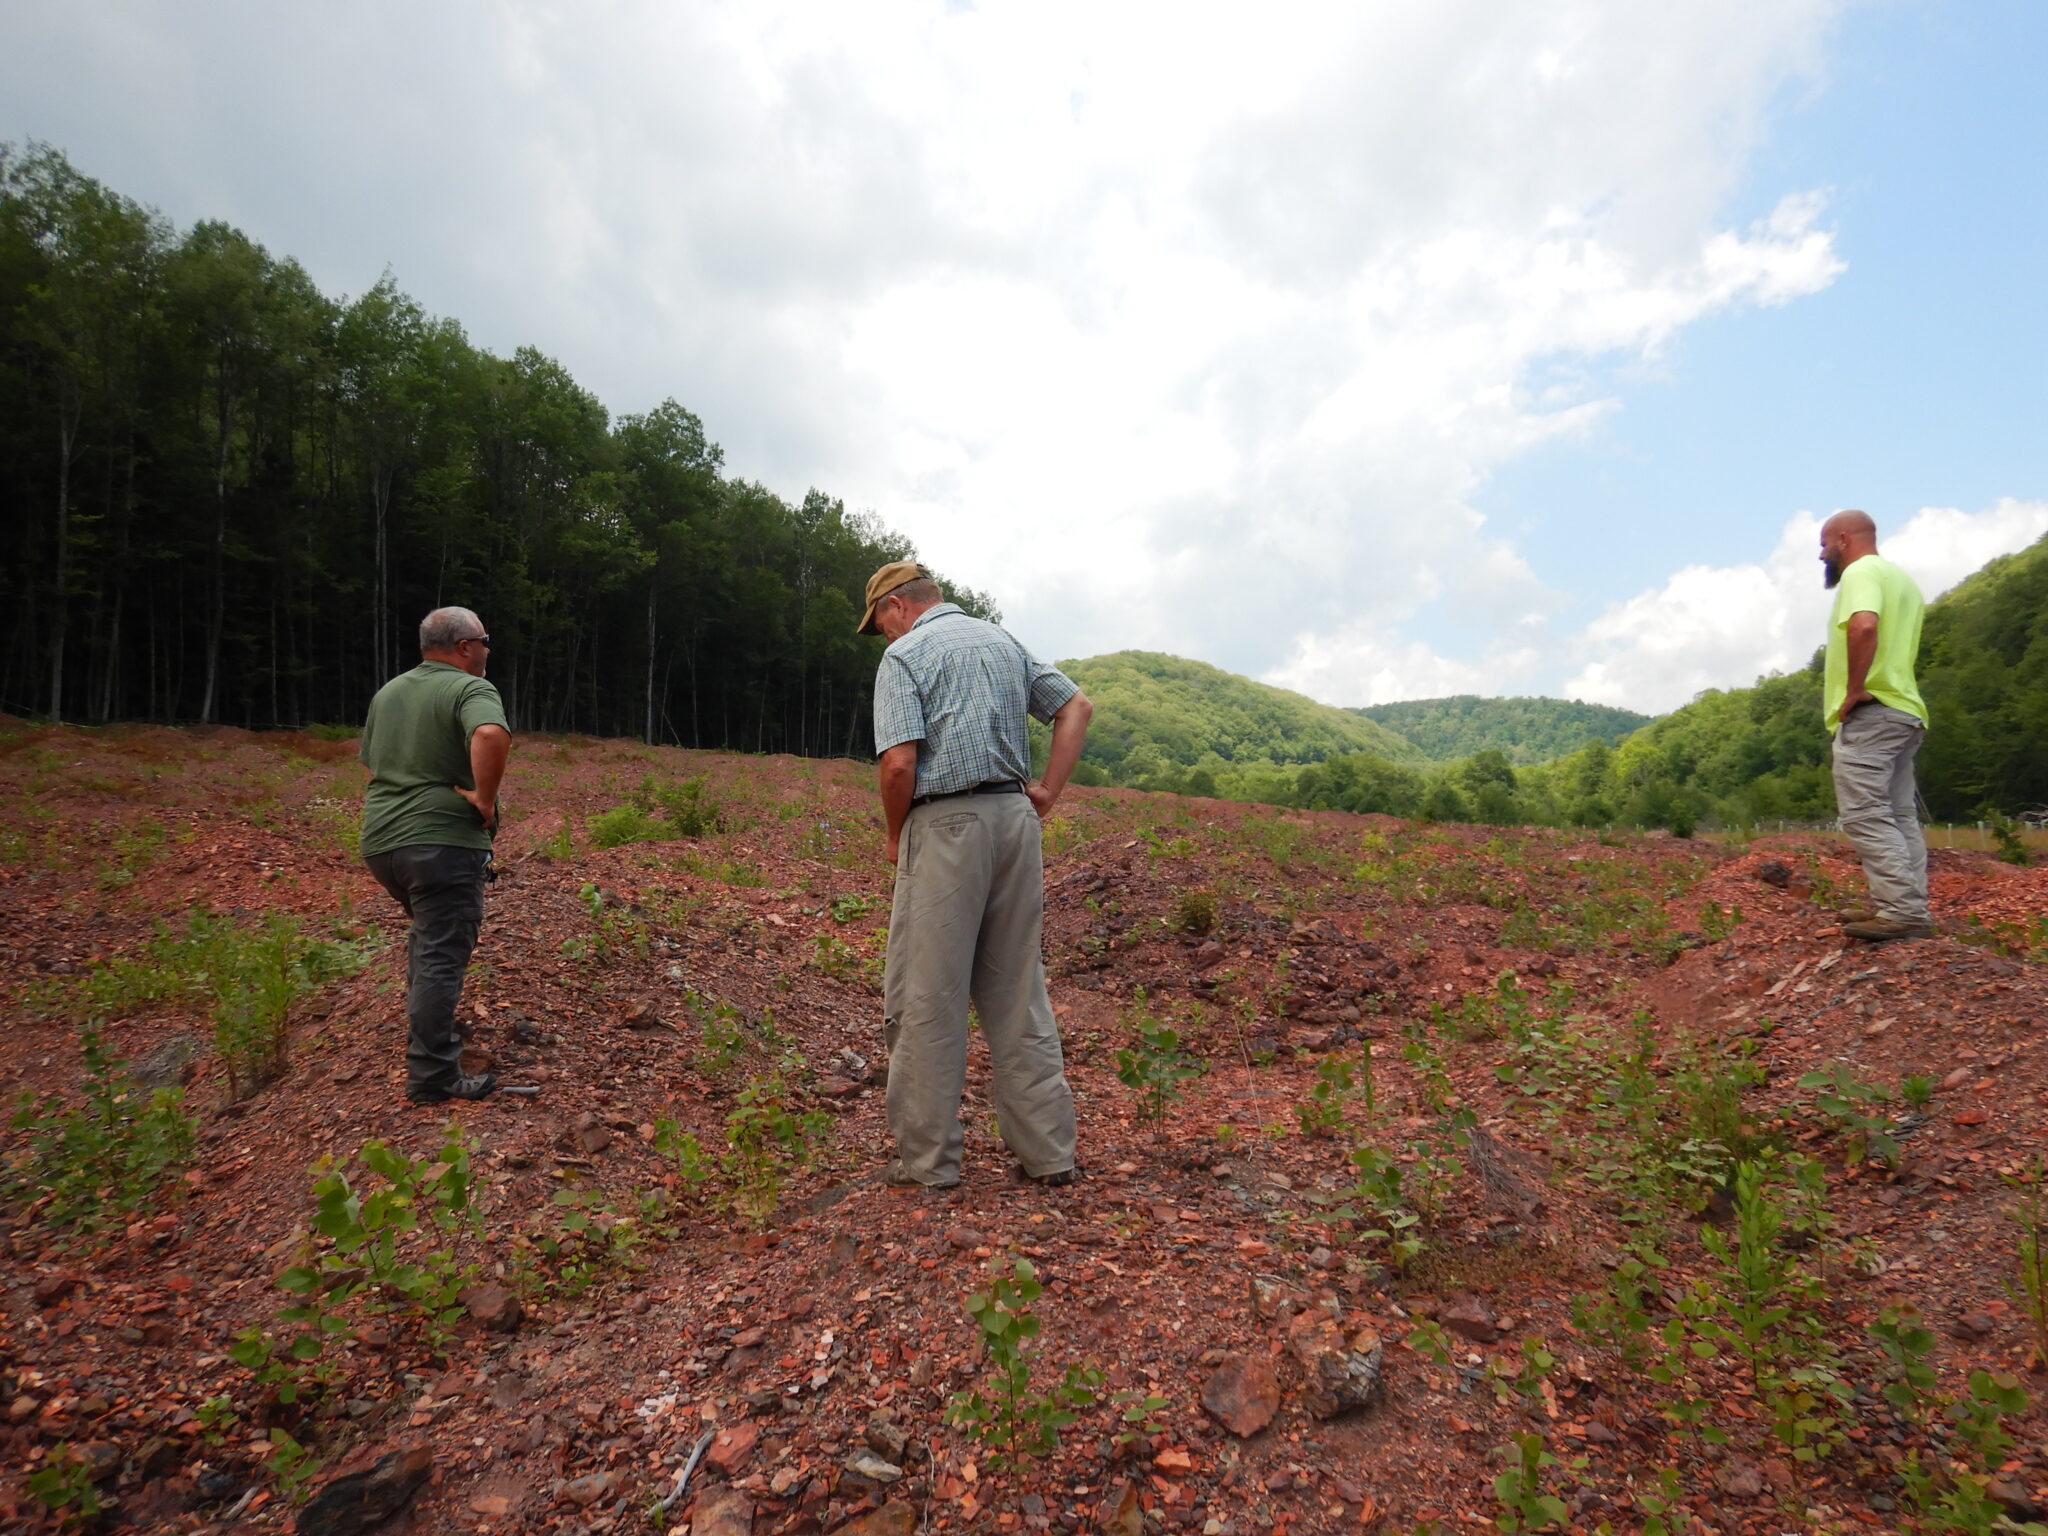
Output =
[{"x1": 859, "y1": 561, "x2": 1093, "y2": 1190}]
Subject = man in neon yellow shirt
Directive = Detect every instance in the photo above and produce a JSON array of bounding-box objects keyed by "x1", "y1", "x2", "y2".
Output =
[{"x1": 1820, "y1": 510, "x2": 1930, "y2": 941}]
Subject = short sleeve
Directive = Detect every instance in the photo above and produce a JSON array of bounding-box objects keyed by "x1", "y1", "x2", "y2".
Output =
[
  {"x1": 873, "y1": 651, "x2": 927, "y2": 753},
  {"x1": 1023, "y1": 652, "x2": 1080, "y2": 724},
  {"x1": 458, "y1": 679, "x2": 511, "y2": 740},
  {"x1": 1835, "y1": 561, "x2": 1887, "y2": 623}
]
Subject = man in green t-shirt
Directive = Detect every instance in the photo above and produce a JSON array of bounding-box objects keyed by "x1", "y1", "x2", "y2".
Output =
[
  {"x1": 1819, "y1": 510, "x2": 1931, "y2": 942},
  {"x1": 361, "y1": 606, "x2": 512, "y2": 1102}
]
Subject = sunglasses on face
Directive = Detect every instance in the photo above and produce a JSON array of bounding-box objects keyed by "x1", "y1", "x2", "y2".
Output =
[{"x1": 461, "y1": 634, "x2": 492, "y2": 649}]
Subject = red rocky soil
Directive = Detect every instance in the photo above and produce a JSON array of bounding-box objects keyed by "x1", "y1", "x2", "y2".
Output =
[{"x1": 3, "y1": 721, "x2": 2048, "y2": 1535}]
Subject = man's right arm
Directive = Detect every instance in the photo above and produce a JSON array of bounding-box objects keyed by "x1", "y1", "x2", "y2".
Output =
[
  {"x1": 879, "y1": 743, "x2": 919, "y2": 864},
  {"x1": 1836, "y1": 612, "x2": 1880, "y2": 723}
]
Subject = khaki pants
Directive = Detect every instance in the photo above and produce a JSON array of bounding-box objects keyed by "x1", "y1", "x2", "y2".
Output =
[
  {"x1": 882, "y1": 791, "x2": 1076, "y2": 1186},
  {"x1": 1831, "y1": 703, "x2": 1930, "y2": 923}
]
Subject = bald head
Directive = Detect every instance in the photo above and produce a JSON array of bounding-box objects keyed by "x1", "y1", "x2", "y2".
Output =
[
  {"x1": 1818, "y1": 510, "x2": 1879, "y2": 590},
  {"x1": 1821, "y1": 509, "x2": 1876, "y2": 542}
]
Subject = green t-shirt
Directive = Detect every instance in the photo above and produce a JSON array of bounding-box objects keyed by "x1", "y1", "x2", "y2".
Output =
[
  {"x1": 1823, "y1": 554, "x2": 1927, "y2": 732},
  {"x1": 359, "y1": 662, "x2": 510, "y2": 856}
]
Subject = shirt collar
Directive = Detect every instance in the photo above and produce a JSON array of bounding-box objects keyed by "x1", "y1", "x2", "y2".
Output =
[{"x1": 911, "y1": 603, "x2": 963, "y2": 630}]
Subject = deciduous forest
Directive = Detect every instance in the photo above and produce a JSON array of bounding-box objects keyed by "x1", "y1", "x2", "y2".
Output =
[
  {"x1": 1351, "y1": 695, "x2": 1651, "y2": 765},
  {"x1": 0, "y1": 144, "x2": 986, "y2": 753}
]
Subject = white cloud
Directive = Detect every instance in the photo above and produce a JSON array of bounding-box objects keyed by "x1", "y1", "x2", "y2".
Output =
[
  {"x1": 6, "y1": 0, "x2": 1858, "y2": 683},
  {"x1": 1562, "y1": 499, "x2": 2048, "y2": 713}
]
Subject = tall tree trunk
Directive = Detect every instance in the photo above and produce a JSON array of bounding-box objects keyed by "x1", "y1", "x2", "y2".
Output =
[
  {"x1": 644, "y1": 571, "x2": 657, "y2": 745},
  {"x1": 99, "y1": 434, "x2": 137, "y2": 723},
  {"x1": 199, "y1": 368, "x2": 232, "y2": 724},
  {"x1": 49, "y1": 401, "x2": 78, "y2": 722},
  {"x1": 372, "y1": 462, "x2": 392, "y2": 683}
]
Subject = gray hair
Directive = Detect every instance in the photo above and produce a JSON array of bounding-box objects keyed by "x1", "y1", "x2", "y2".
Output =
[
  {"x1": 889, "y1": 577, "x2": 941, "y2": 608},
  {"x1": 420, "y1": 606, "x2": 485, "y2": 652}
]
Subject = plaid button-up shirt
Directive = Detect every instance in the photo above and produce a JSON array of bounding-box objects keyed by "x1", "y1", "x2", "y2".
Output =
[{"x1": 873, "y1": 604, "x2": 1079, "y2": 798}]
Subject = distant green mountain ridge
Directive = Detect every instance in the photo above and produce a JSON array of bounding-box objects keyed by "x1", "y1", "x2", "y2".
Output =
[
  {"x1": 1353, "y1": 695, "x2": 1653, "y2": 764},
  {"x1": 1048, "y1": 651, "x2": 1422, "y2": 797}
]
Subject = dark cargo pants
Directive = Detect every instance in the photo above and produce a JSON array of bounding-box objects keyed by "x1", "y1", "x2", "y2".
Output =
[{"x1": 364, "y1": 844, "x2": 489, "y2": 1095}]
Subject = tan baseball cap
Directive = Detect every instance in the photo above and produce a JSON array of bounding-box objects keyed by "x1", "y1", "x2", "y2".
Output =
[{"x1": 857, "y1": 560, "x2": 929, "y2": 635}]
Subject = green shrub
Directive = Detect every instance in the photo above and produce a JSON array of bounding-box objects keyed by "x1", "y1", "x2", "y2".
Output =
[
  {"x1": 1114, "y1": 988, "x2": 1206, "y2": 1129},
  {"x1": 947, "y1": 1258, "x2": 1102, "y2": 1468},
  {"x1": 646, "y1": 775, "x2": 723, "y2": 836},
  {"x1": 588, "y1": 804, "x2": 662, "y2": 848},
  {"x1": 21, "y1": 910, "x2": 373, "y2": 1099},
  {"x1": 1985, "y1": 810, "x2": 2034, "y2": 867},
  {"x1": 720, "y1": 1073, "x2": 832, "y2": 1228},
  {"x1": 1171, "y1": 887, "x2": 1219, "y2": 935},
  {"x1": 5, "y1": 1023, "x2": 195, "y2": 1236}
]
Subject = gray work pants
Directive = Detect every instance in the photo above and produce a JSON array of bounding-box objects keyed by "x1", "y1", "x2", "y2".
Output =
[
  {"x1": 882, "y1": 792, "x2": 1076, "y2": 1186},
  {"x1": 364, "y1": 844, "x2": 489, "y2": 1093},
  {"x1": 1831, "y1": 704, "x2": 1930, "y2": 923}
]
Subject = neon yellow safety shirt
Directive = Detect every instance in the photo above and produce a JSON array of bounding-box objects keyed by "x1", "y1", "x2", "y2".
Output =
[{"x1": 1823, "y1": 554, "x2": 1927, "y2": 732}]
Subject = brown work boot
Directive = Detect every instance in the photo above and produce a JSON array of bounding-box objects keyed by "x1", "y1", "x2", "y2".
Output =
[
  {"x1": 1834, "y1": 901, "x2": 1877, "y2": 924},
  {"x1": 1842, "y1": 916, "x2": 1934, "y2": 942}
]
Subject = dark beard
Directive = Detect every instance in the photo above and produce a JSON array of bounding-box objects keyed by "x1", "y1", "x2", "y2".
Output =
[{"x1": 1822, "y1": 555, "x2": 1842, "y2": 589}]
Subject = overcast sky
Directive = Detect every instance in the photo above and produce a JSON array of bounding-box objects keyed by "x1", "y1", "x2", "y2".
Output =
[{"x1": 9, "y1": 0, "x2": 2045, "y2": 714}]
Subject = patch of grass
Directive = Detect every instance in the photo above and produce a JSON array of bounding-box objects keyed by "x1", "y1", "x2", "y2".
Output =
[
  {"x1": 675, "y1": 849, "x2": 765, "y2": 886},
  {"x1": 307, "y1": 797, "x2": 362, "y2": 859}
]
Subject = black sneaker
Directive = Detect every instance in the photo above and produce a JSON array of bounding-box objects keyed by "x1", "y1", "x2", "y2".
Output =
[
  {"x1": 406, "y1": 1072, "x2": 498, "y2": 1104},
  {"x1": 1020, "y1": 1165, "x2": 1079, "y2": 1187}
]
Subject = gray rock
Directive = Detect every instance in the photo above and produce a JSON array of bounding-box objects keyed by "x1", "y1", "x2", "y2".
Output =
[
  {"x1": 1286, "y1": 1310, "x2": 1384, "y2": 1419},
  {"x1": 844, "y1": 1449, "x2": 904, "y2": 1483},
  {"x1": 128, "y1": 1034, "x2": 202, "y2": 1092}
]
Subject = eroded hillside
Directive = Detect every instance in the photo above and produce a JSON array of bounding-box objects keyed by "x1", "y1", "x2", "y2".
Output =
[{"x1": 3, "y1": 722, "x2": 2047, "y2": 1536}]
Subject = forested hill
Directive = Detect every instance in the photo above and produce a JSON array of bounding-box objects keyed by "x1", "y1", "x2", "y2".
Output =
[
  {"x1": 1050, "y1": 651, "x2": 1423, "y2": 796},
  {"x1": 0, "y1": 144, "x2": 988, "y2": 753},
  {"x1": 1353, "y1": 695, "x2": 1652, "y2": 764},
  {"x1": 1520, "y1": 529, "x2": 2048, "y2": 829}
]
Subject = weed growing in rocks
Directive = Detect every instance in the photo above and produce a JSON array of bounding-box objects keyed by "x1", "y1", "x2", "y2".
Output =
[
  {"x1": 2006, "y1": 1155, "x2": 2048, "y2": 1370},
  {"x1": 1869, "y1": 1302, "x2": 1940, "y2": 1421},
  {"x1": 1171, "y1": 886, "x2": 1219, "y2": 935},
  {"x1": 946, "y1": 1257, "x2": 1103, "y2": 1469},
  {"x1": 719, "y1": 1073, "x2": 832, "y2": 1228},
  {"x1": 1956, "y1": 910, "x2": 2048, "y2": 963},
  {"x1": 4, "y1": 1023, "x2": 195, "y2": 1236},
  {"x1": 1491, "y1": 1431, "x2": 1568, "y2": 1532},
  {"x1": 1899, "y1": 1370, "x2": 2047, "y2": 1534},
  {"x1": 1114, "y1": 987, "x2": 1207, "y2": 1130},
  {"x1": 589, "y1": 803, "x2": 664, "y2": 848},
  {"x1": 1298, "y1": 1051, "x2": 1365, "y2": 1137},
  {"x1": 242, "y1": 1122, "x2": 486, "y2": 1384},
  {"x1": 1798, "y1": 1062, "x2": 1902, "y2": 1168},
  {"x1": 26, "y1": 1448, "x2": 102, "y2": 1527},
  {"x1": 566, "y1": 882, "x2": 650, "y2": 965}
]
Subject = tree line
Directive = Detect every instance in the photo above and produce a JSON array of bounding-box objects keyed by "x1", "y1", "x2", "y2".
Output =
[
  {"x1": 1290, "y1": 528, "x2": 2048, "y2": 831},
  {"x1": 0, "y1": 144, "x2": 986, "y2": 751}
]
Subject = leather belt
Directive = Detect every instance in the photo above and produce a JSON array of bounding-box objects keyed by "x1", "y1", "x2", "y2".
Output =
[{"x1": 912, "y1": 780, "x2": 1025, "y2": 809}]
